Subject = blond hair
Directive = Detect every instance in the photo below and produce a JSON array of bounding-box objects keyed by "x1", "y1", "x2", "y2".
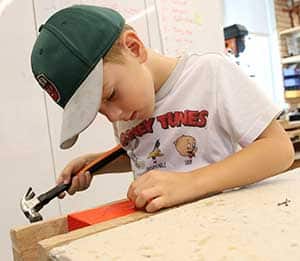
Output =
[{"x1": 103, "y1": 24, "x2": 135, "y2": 64}]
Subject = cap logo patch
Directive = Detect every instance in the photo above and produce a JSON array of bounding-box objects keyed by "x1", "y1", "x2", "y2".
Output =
[{"x1": 36, "y1": 74, "x2": 61, "y2": 102}]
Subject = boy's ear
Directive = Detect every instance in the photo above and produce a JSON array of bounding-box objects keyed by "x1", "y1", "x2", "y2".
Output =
[{"x1": 121, "y1": 30, "x2": 147, "y2": 63}]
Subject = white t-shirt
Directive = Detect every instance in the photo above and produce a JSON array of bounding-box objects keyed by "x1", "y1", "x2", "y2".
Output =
[{"x1": 113, "y1": 53, "x2": 282, "y2": 177}]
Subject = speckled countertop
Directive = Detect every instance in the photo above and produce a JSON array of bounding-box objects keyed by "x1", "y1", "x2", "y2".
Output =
[{"x1": 49, "y1": 168, "x2": 300, "y2": 261}]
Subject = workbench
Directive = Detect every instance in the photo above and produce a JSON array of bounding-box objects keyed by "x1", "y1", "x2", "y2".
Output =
[{"x1": 11, "y1": 168, "x2": 300, "y2": 260}]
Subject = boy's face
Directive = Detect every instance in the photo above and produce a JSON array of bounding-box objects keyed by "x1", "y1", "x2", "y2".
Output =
[{"x1": 99, "y1": 33, "x2": 155, "y2": 122}]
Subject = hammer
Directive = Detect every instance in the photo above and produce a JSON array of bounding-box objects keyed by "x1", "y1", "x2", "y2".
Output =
[{"x1": 20, "y1": 145, "x2": 126, "y2": 223}]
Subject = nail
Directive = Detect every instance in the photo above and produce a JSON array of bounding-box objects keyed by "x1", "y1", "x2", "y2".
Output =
[{"x1": 277, "y1": 198, "x2": 291, "y2": 206}]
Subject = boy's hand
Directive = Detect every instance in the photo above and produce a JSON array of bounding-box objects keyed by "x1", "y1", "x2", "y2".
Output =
[
  {"x1": 57, "y1": 155, "x2": 94, "y2": 198},
  {"x1": 127, "y1": 170, "x2": 198, "y2": 212}
]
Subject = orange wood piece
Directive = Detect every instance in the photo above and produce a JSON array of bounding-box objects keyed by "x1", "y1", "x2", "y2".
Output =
[{"x1": 67, "y1": 200, "x2": 136, "y2": 231}]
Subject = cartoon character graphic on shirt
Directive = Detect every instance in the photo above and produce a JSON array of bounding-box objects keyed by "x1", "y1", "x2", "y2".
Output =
[
  {"x1": 174, "y1": 135, "x2": 198, "y2": 165},
  {"x1": 126, "y1": 138, "x2": 145, "y2": 169},
  {"x1": 146, "y1": 139, "x2": 166, "y2": 171},
  {"x1": 148, "y1": 139, "x2": 164, "y2": 164}
]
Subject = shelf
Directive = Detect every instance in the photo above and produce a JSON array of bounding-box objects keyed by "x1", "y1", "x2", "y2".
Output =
[
  {"x1": 278, "y1": 119, "x2": 300, "y2": 130},
  {"x1": 285, "y1": 90, "x2": 300, "y2": 99},
  {"x1": 284, "y1": 96, "x2": 300, "y2": 105},
  {"x1": 282, "y1": 55, "x2": 300, "y2": 64},
  {"x1": 278, "y1": 119, "x2": 300, "y2": 145},
  {"x1": 295, "y1": 151, "x2": 300, "y2": 160},
  {"x1": 280, "y1": 26, "x2": 300, "y2": 36}
]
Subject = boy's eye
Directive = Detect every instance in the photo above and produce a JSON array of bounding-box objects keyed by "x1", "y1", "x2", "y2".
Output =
[{"x1": 107, "y1": 89, "x2": 116, "y2": 101}]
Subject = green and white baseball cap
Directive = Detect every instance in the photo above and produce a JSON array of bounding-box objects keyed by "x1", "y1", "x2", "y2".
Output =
[{"x1": 31, "y1": 5, "x2": 125, "y2": 149}]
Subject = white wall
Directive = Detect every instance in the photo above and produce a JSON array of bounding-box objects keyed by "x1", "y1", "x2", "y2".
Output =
[
  {"x1": 223, "y1": 0, "x2": 285, "y2": 107},
  {"x1": 0, "y1": 0, "x2": 60, "y2": 259},
  {"x1": 224, "y1": 0, "x2": 269, "y2": 34}
]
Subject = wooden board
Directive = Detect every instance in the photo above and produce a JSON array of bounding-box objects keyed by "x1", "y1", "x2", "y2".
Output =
[
  {"x1": 37, "y1": 210, "x2": 153, "y2": 261},
  {"x1": 10, "y1": 216, "x2": 67, "y2": 261},
  {"x1": 10, "y1": 199, "x2": 152, "y2": 261}
]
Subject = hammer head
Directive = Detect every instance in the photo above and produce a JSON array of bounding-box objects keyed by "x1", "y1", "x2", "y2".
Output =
[{"x1": 20, "y1": 187, "x2": 43, "y2": 223}]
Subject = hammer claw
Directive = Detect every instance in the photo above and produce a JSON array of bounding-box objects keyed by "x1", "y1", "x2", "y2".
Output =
[
  {"x1": 25, "y1": 187, "x2": 32, "y2": 197},
  {"x1": 24, "y1": 187, "x2": 36, "y2": 200}
]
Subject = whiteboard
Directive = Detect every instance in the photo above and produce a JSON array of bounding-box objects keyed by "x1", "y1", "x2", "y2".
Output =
[
  {"x1": 34, "y1": 0, "x2": 152, "y2": 47},
  {"x1": 156, "y1": 0, "x2": 224, "y2": 56},
  {"x1": 34, "y1": 0, "x2": 224, "y2": 55}
]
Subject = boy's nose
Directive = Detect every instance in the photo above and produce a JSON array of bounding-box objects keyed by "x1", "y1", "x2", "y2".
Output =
[{"x1": 100, "y1": 105, "x2": 123, "y2": 122}]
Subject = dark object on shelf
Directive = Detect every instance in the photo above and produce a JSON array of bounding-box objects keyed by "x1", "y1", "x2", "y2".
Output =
[
  {"x1": 289, "y1": 111, "x2": 300, "y2": 121},
  {"x1": 224, "y1": 24, "x2": 248, "y2": 57}
]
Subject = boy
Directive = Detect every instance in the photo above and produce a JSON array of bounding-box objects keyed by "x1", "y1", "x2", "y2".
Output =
[{"x1": 31, "y1": 5, "x2": 294, "y2": 213}]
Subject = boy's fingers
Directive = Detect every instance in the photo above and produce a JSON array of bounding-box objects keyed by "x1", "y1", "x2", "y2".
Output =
[
  {"x1": 84, "y1": 172, "x2": 92, "y2": 189},
  {"x1": 60, "y1": 159, "x2": 86, "y2": 183},
  {"x1": 57, "y1": 172, "x2": 71, "y2": 185},
  {"x1": 68, "y1": 176, "x2": 79, "y2": 195},
  {"x1": 58, "y1": 192, "x2": 66, "y2": 199},
  {"x1": 58, "y1": 159, "x2": 92, "y2": 196},
  {"x1": 86, "y1": 172, "x2": 92, "y2": 188},
  {"x1": 63, "y1": 159, "x2": 85, "y2": 174},
  {"x1": 135, "y1": 187, "x2": 159, "y2": 209},
  {"x1": 56, "y1": 175, "x2": 64, "y2": 185},
  {"x1": 145, "y1": 197, "x2": 164, "y2": 213},
  {"x1": 127, "y1": 184, "x2": 138, "y2": 202},
  {"x1": 60, "y1": 166, "x2": 73, "y2": 182},
  {"x1": 82, "y1": 172, "x2": 92, "y2": 189},
  {"x1": 77, "y1": 173, "x2": 88, "y2": 191}
]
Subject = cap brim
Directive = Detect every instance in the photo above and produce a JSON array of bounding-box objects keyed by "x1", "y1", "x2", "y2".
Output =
[{"x1": 60, "y1": 59, "x2": 103, "y2": 149}]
